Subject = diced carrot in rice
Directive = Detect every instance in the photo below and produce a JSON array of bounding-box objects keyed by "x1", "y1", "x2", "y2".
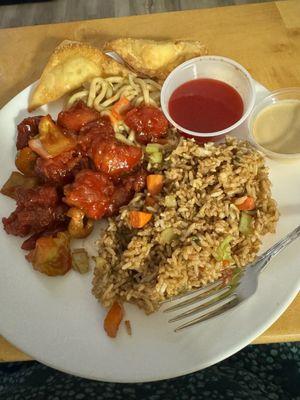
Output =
[
  {"x1": 235, "y1": 196, "x2": 255, "y2": 211},
  {"x1": 146, "y1": 174, "x2": 164, "y2": 196},
  {"x1": 129, "y1": 211, "x2": 152, "y2": 228}
]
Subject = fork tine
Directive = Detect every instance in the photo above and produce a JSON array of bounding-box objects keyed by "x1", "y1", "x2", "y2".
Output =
[
  {"x1": 160, "y1": 279, "x2": 223, "y2": 304},
  {"x1": 174, "y1": 296, "x2": 238, "y2": 332},
  {"x1": 163, "y1": 285, "x2": 230, "y2": 313},
  {"x1": 168, "y1": 288, "x2": 234, "y2": 322}
]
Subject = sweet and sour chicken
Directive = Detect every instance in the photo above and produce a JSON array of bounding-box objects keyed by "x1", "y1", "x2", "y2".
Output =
[{"x1": 2, "y1": 100, "x2": 168, "y2": 275}]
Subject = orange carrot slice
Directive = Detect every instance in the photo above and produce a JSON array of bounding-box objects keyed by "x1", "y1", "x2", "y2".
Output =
[
  {"x1": 222, "y1": 259, "x2": 230, "y2": 267},
  {"x1": 103, "y1": 301, "x2": 124, "y2": 338},
  {"x1": 146, "y1": 174, "x2": 164, "y2": 196},
  {"x1": 129, "y1": 211, "x2": 152, "y2": 228},
  {"x1": 235, "y1": 196, "x2": 255, "y2": 211},
  {"x1": 112, "y1": 96, "x2": 131, "y2": 118},
  {"x1": 107, "y1": 97, "x2": 132, "y2": 127}
]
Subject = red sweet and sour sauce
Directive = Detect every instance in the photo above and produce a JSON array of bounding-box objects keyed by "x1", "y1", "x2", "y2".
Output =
[{"x1": 168, "y1": 78, "x2": 244, "y2": 133}]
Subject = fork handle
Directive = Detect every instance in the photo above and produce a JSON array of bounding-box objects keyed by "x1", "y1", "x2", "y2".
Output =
[{"x1": 257, "y1": 225, "x2": 300, "y2": 270}]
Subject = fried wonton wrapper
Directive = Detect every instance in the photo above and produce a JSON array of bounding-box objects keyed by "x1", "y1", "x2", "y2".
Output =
[
  {"x1": 29, "y1": 40, "x2": 130, "y2": 111},
  {"x1": 103, "y1": 38, "x2": 208, "y2": 80}
]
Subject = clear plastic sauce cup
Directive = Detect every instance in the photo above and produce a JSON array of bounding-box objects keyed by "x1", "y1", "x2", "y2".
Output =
[
  {"x1": 161, "y1": 56, "x2": 256, "y2": 141},
  {"x1": 248, "y1": 87, "x2": 300, "y2": 160}
]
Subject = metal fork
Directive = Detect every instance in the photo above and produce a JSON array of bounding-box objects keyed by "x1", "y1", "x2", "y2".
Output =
[{"x1": 163, "y1": 225, "x2": 300, "y2": 332}]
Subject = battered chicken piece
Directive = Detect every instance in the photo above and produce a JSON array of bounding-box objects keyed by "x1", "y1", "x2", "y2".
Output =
[
  {"x1": 90, "y1": 136, "x2": 143, "y2": 178},
  {"x1": 103, "y1": 38, "x2": 208, "y2": 80},
  {"x1": 57, "y1": 100, "x2": 101, "y2": 132},
  {"x1": 29, "y1": 40, "x2": 130, "y2": 111},
  {"x1": 63, "y1": 170, "x2": 115, "y2": 220}
]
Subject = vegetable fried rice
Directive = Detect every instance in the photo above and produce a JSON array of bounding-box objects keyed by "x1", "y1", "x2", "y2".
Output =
[{"x1": 92, "y1": 137, "x2": 278, "y2": 313}]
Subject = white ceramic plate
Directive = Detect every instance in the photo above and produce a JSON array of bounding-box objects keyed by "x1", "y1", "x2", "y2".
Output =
[{"x1": 0, "y1": 82, "x2": 300, "y2": 383}]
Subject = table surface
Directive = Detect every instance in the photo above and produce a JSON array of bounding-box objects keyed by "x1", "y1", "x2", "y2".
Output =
[
  {"x1": 0, "y1": 0, "x2": 299, "y2": 362},
  {"x1": 0, "y1": 0, "x2": 276, "y2": 29}
]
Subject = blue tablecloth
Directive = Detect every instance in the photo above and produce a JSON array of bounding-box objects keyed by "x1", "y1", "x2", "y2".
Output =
[{"x1": 1, "y1": 342, "x2": 300, "y2": 399}]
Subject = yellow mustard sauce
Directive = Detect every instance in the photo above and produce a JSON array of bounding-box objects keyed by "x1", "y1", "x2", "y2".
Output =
[{"x1": 253, "y1": 100, "x2": 300, "y2": 154}]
